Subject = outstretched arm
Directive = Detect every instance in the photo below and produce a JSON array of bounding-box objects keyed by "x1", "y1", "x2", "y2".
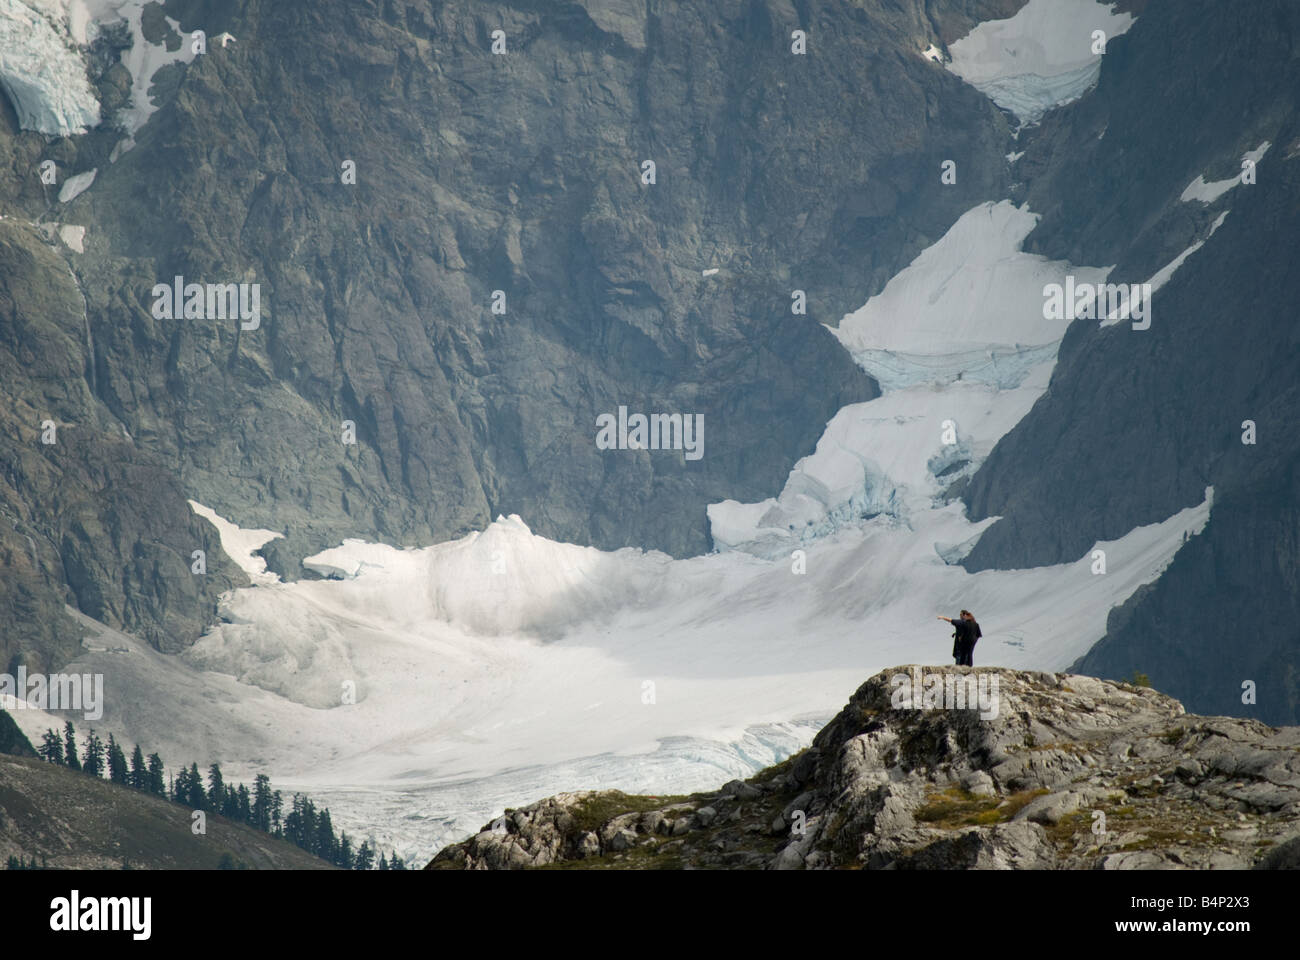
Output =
[{"x1": 937, "y1": 616, "x2": 952, "y2": 622}]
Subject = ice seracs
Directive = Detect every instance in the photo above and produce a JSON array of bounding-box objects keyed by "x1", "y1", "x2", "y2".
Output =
[
  {"x1": 0, "y1": 0, "x2": 100, "y2": 135},
  {"x1": 0, "y1": 1, "x2": 205, "y2": 141}
]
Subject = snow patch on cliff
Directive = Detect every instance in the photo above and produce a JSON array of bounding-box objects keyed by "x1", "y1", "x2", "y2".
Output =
[
  {"x1": 946, "y1": 0, "x2": 1135, "y2": 125},
  {"x1": 1180, "y1": 142, "x2": 1271, "y2": 203},
  {"x1": 57, "y1": 167, "x2": 96, "y2": 201},
  {"x1": 188, "y1": 500, "x2": 283, "y2": 586},
  {"x1": 103, "y1": 0, "x2": 199, "y2": 135},
  {"x1": 58, "y1": 223, "x2": 85, "y2": 251}
]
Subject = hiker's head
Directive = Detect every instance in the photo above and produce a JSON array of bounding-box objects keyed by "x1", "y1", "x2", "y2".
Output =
[{"x1": 960, "y1": 610, "x2": 973, "y2": 620}]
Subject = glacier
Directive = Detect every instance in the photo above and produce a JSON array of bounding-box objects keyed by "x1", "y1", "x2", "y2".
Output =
[
  {"x1": 0, "y1": 0, "x2": 199, "y2": 141},
  {"x1": 3, "y1": 194, "x2": 1219, "y2": 866},
  {"x1": 945, "y1": 0, "x2": 1136, "y2": 126},
  {"x1": 710, "y1": 201, "x2": 1108, "y2": 554},
  {"x1": 0, "y1": 0, "x2": 99, "y2": 135}
]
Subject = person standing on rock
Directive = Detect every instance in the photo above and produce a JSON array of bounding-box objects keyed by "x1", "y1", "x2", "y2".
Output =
[{"x1": 937, "y1": 610, "x2": 981, "y2": 666}]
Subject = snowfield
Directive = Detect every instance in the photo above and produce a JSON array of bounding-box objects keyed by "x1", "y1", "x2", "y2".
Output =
[{"x1": 7, "y1": 192, "x2": 1216, "y2": 866}]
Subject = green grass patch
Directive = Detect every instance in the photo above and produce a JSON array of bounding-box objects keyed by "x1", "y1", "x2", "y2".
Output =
[
  {"x1": 915, "y1": 787, "x2": 1049, "y2": 829},
  {"x1": 1045, "y1": 809, "x2": 1091, "y2": 845},
  {"x1": 1118, "y1": 829, "x2": 1187, "y2": 851},
  {"x1": 915, "y1": 788, "x2": 1001, "y2": 827},
  {"x1": 997, "y1": 788, "x2": 1050, "y2": 821},
  {"x1": 567, "y1": 791, "x2": 690, "y2": 834}
]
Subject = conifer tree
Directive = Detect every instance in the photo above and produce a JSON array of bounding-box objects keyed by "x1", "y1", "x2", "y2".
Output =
[
  {"x1": 207, "y1": 763, "x2": 225, "y2": 812},
  {"x1": 129, "y1": 745, "x2": 146, "y2": 789},
  {"x1": 82, "y1": 731, "x2": 105, "y2": 777},
  {"x1": 187, "y1": 763, "x2": 207, "y2": 809},
  {"x1": 252, "y1": 774, "x2": 272, "y2": 832},
  {"x1": 146, "y1": 754, "x2": 165, "y2": 795},
  {"x1": 221, "y1": 780, "x2": 239, "y2": 818},
  {"x1": 172, "y1": 764, "x2": 190, "y2": 802},
  {"x1": 107, "y1": 735, "x2": 129, "y2": 784},
  {"x1": 316, "y1": 807, "x2": 336, "y2": 861},
  {"x1": 354, "y1": 840, "x2": 374, "y2": 871},
  {"x1": 283, "y1": 794, "x2": 301, "y2": 846},
  {"x1": 63, "y1": 722, "x2": 80, "y2": 772},
  {"x1": 39, "y1": 729, "x2": 64, "y2": 764}
]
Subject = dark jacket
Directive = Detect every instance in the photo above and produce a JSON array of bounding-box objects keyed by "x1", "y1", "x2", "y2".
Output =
[{"x1": 951, "y1": 617, "x2": 981, "y2": 655}]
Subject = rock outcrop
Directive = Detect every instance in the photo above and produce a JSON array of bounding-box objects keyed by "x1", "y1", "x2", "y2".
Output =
[{"x1": 428, "y1": 668, "x2": 1300, "y2": 869}]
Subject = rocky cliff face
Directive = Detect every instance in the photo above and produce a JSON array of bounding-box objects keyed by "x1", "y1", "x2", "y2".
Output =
[
  {"x1": 958, "y1": 0, "x2": 1300, "y2": 724},
  {"x1": 427, "y1": 668, "x2": 1300, "y2": 869},
  {"x1": 0, "y1": 0, "x2": 1020, "y2": 668}
]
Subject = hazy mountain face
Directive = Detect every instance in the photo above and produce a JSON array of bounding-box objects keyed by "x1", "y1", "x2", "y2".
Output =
[
  {"x1": 1, "y1": 0, "x2": 1022, "y2": 670},
  {"x1": 1, "y1": 0, "x2": 1296, "y2": 738}
]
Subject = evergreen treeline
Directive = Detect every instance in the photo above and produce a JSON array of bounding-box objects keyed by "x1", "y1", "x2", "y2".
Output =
[
  {"x1": 5, "y1": 854, "x2": 49, "y2": 869},
  {"x1": 35, "y1": 720, "x2": 406, "y2": 870}
]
